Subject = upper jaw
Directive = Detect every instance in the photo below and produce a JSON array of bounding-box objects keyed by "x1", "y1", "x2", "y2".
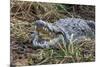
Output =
[
  {"x1": 31, "y1": 20, "x2": 65, "y2": 48},
  {"x1": 35, "y1": 20, "x2": 62, "y2": 33}
]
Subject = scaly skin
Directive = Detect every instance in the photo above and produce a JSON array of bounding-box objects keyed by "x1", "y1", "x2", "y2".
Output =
[{"x1": 31, "y1": 18, "x2": 95, "y2": 48}]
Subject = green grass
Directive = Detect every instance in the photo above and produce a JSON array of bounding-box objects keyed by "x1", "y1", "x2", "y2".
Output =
[
  {"x1": 25, "y1": 39, "x2": 95, "y2": 65},
  {"x1": 10, "y1": 1, "x2": 95, "y2": 66}
]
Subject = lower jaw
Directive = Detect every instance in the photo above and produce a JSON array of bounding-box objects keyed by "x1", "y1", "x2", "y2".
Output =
[{"x1": 32, "y1": 34, "x2": 66, "y2": 48}]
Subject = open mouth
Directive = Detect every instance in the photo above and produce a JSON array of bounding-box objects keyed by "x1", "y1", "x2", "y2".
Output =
[
  {"x1": 35, "y1": 25, "x2": 56, "y2": 41},
  {"x1": 31, "y1": 20, "x2": 69, "y2": 48},
  {"x1": 31, "y1": 22, "x2": 63, "y2": 48}
]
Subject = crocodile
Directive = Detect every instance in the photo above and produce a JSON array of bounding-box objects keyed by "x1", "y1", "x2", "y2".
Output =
[{"x1": 31, "y1": 18, "x2": 95, "y2": 48}]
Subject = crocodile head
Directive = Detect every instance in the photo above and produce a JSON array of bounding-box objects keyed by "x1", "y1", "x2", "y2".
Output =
[{"x1": 31, "y1": 20, "x2": 66, "y2": 48}]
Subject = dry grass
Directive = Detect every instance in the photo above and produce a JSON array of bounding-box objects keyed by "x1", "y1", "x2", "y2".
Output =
[{"x1": 10, "y1": 0, "x2": 95, "y2": 66}]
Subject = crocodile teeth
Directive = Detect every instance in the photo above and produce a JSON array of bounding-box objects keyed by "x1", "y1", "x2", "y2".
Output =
[
  {"x1": 49, "y1": 32, "x2": 51, "y2": 35},
  {"x1": 34, "y1": 26, "x2": 37, "y2": 30},
  {"x1": 42, "y1": 27, "x2": 45, "y2": 31},
  {"x1": 42, "y1": 27, "x2": 49, "y2": 32}
]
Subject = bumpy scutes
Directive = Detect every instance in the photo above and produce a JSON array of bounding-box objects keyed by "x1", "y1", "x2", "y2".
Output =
[{"x1": 31, "y1": 18, "x2": 95, "y2": 48}]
